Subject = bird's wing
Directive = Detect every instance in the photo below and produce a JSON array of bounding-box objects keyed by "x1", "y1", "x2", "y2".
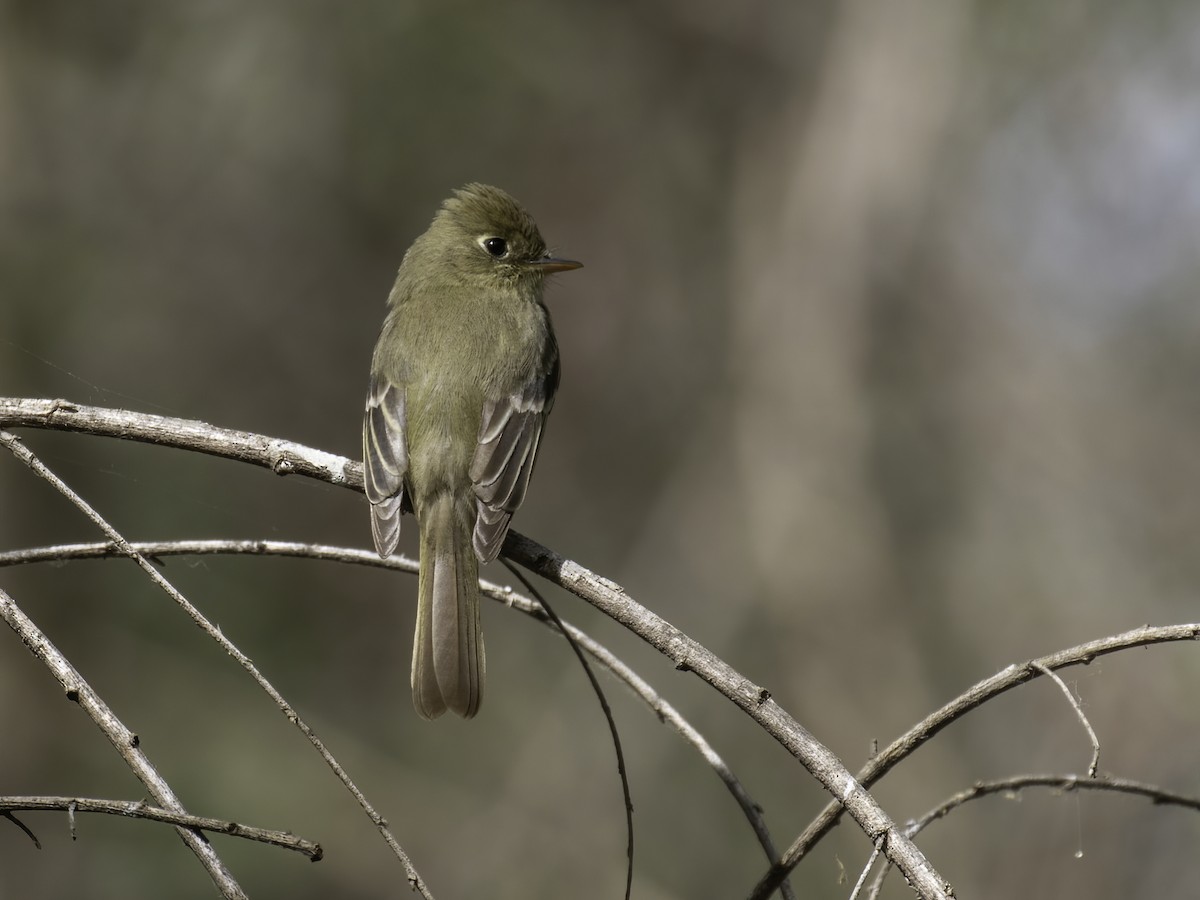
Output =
[
  {"x1": 363, "y1": 371, "x2": 408, "y2": 558},
  {"x1": 469, "y1": 359, "x2": 559, "y2": 563}
]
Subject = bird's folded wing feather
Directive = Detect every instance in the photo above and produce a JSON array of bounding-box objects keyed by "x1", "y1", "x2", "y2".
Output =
[
  {"x1": 469, "y1": 375, "x2": 553, "y2": 562},
  {"x1": 363, "y1": 372, "x2": 408, "y2": 557}
]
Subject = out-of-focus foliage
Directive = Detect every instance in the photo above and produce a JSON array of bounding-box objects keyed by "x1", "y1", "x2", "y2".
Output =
[{"x1": 2, "y1": 1, "x2": 1199, "y2": 898}]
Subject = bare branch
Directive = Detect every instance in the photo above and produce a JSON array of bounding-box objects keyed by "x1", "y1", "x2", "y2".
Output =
[
  {"x1": 0, "y1": 399, "x2": 952, "y2": 899},
  {"x1": 747, "y1": 623, "x2": 1200, "y2": 900},
  {"x1": 0, "y1": 587, "x2": 248, "y2": 900},
  {"x1": 505, "y1": 594, "x2": 799, "y2": 900},
  {"x1": 913, "y1": 773, "x2": 1200, "y2": 832},
  {"x1": 0, "y1": 430, "x2": 434, "y2": 899},
  {"x1": 864, "y1": 775, "x2": 1200, "y2": 899},
  {"x1": 2, "y1": 538, "x2": 797, "y2": 900},
  {"x1": 505, "y1": 532, "x2": 953, "y2": 898},
  {"x1": 0, "y1": 796, "x2": 322, "y2": 859},
  {"x1": 0, "y1": 539, "x2": 411, "y2": 570},
  {"x1": 0, "y1": 398, "x2": 356, "y2": 486}
]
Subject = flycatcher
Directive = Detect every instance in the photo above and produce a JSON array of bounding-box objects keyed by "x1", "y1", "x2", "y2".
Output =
[{"x1": 363, "y1": 183, "x2": 581, "y2": 719}]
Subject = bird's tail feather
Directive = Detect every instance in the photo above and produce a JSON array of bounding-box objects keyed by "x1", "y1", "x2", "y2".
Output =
[{"x1": 412, "y1": 494, "x2": 483, "y2": 719}]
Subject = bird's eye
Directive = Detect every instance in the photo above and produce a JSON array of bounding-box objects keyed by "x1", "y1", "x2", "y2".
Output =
[{"x1": 482, "y1": 237, "x2": 508, "y2": 258}]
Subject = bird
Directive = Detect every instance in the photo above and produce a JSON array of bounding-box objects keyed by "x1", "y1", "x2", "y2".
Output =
[{"x1": 363, "y1": 183, "x2": 581, "y2": 719}]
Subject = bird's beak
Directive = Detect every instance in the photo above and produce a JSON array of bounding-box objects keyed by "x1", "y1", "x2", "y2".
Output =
[{"x1": 528, "y1": 255, "x2": 583, "y2": 274}]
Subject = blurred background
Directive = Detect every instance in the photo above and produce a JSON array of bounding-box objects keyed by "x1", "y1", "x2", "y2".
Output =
[{"x1": 2, "y1": 1, "x2": 1199, "y2": 897}]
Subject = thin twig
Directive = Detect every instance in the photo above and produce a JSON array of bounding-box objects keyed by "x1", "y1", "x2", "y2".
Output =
[
  {"x1": 864, "y1": 774, "x2": 1200, "y2": 899},
  {"x1": 0, "y1": 430, "x2": 434, "y2": 900},
  {"x1": 0, "y1": 400, "x2": 952, "y2": 899},
  {"x1": 502, "y1": 559, "x2": 635, "y2": 900},
  {"x1": 508, "y1": 598, "x2": 799, "y2": 900},
  {"x1": 849, "y1": 837, "x2": 885, "y2": 900},
  {"x1": 503, "y1": 532, "x2": 951, "y2": 899},
  {"x1": 1033, "y1": 663, "x2": 1100, "y2": 777},
  {"x1": 914, "y1": 774, "x2": 1200, "y2": 831},
  {"x1": 0, "y1": 796, "x2": 322, "y2": 859},
  {"x1": 1, "y1": 538, "x2": 797, "y2": 900},
  {"x1": 2, "y1": 812, "x2": 41, "y2": 848},
  {"x1": 0, "y1": 587, "x2": 247, "y2": 900},
  {"x1": 747, "y1": 623, "x2": 1200, "y2": 900}
]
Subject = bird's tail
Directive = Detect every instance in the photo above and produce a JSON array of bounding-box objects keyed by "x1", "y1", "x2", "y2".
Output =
[{"x1": 412, "y1": 493, "x2": 484, "y2": 719}]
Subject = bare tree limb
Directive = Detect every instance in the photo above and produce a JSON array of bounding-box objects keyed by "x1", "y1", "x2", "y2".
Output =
[
  {"x1": 0, "y1": 796, "x2": 322, "y2": 859},
  {"x1": 0, "y1": 398, "x2": 356, "y2": 486},
  {"x1": 0, "y1": 399, "x2": 943, "y2": 894},
  {"x1": 1, "y1": 538, "x2": 798, "y2": 900},
  {"x1": 910, "y1": 773, "x2": 1200, "y2": 831},
  {"x1": 0, "y1": 430, "x2": 434, "y2": 899},
  {"x1": 0, "y1": 586, "x2": 248, "y2": 900},
  {"x1": 747, "y1": 623, "x2": 1200, "y2": 900},
  {"x1": 503, "y1": 531, "x2": 953, "y2": 898},
  {"x1": 864, "y1": 774, "x2": 1200, "y2": 899},
  {"x1": 0, "y1": 539, "x2": 406, "y2": 569}
]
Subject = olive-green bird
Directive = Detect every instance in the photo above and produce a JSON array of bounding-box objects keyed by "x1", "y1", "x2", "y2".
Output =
[{"x1": 363, "y1": 184, "x2": 581, "y2": 719}]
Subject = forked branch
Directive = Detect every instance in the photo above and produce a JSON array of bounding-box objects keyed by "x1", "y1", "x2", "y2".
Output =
[{"x1": 0, "y1": 397, "x2": 952, "y2": 899}]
